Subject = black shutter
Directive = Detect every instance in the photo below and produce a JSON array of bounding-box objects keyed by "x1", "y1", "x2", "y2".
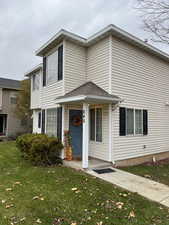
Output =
[
  {"x1": 38, "y1": 112, "x2": 41, "y2": 129},
  {"x1": 57, "y1": 107, "x2": 62, "y2": 140},
  {"x1": 143, "y1": 110, "x2": 148, "y2": 135},
  {"x1": 58, "y1": 45, "x2": 63, "y2": 81},
  {"x1": 41, "y1": 110, "x2": 46, "y2": 134},
  {"x1": 43, "y1": 57, "x2": 46, "y2": 86},
  {"x1": 119, "y1": 107, "x2": 126, "y2": 136}
]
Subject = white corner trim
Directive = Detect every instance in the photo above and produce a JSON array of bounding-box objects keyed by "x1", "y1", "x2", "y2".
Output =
[
  {"x1": 108, "y1": 104, "x2": 113, "y2": 162},
  {"x1": 108, "y1": 35, "x2": 113, "y2": 94}
]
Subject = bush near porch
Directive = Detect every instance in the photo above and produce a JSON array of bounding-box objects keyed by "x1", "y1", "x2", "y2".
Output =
[{"x1": 16, "y1": 133, "x2": 63, "y2": 166}]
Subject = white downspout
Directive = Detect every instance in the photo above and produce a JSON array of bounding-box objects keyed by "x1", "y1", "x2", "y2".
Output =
[{"x1": 82, "y1": 103, "x2": 89, "y2": 169}]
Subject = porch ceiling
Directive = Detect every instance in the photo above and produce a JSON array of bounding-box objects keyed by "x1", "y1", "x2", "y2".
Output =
[{"x1": 55, "y1": 81, "x2": 122, "y2": 104}]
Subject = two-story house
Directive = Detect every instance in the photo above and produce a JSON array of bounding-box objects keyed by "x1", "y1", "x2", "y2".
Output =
[
  {"x1": 0, "y1": 78, "x2": 28, "y2": 138},
  {"x1": 26, "y1": 24, "x2": 169, "y2": 168}
]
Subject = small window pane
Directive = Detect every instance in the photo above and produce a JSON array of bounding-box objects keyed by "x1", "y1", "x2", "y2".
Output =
[
  {"x1": 46, "y1": 108, "x2": 57, "y2": 136},
  {"x1": 32, "y1": 74, "x2": 39, "y2": 90},
  {"x1": 47, "y1": 51, "x2": 58, "y2": 85},
  {"x1": 10, "y1": 97, "x2": 17, "y2": 104},
  {"x1": 135, "y1": 109, "x2": 143, "y2": 134},
  {"x1": 126, "y1": 108, "x2": 134, "y2": 135},
  {"x1": 96, "y1": 108, "x2": 102, "y2": 142},
  {"x1": 90, "y1": 109, "x2": 95, "y2": 141}
]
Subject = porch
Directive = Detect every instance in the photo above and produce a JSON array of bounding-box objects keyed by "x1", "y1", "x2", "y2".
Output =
[
  {"x1": 63, "y1": 158, "x2": 112, "y2": 170},
  {"x1": 56, "y1": 82, "x2": 122, "y2": 169}
]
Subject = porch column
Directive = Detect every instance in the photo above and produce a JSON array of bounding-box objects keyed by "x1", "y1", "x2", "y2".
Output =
[
  {"x1": 82, "y1": 103, "x2": 89, "y2": 169},
  {"x1": 61, "y1": 105, "x2": 65, "y2": 159}
]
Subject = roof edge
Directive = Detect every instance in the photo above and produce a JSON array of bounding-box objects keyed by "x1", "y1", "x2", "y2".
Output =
[
  {"x1": 35, "y1": 24, "x2": 169, "y2": 63},
  {"x1": 24, "y1": 63, "x2": 43, "y2": 77}
]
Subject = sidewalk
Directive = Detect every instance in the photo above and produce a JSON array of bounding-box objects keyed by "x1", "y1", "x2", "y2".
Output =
[{"x1": 86, "y1": 167, "x2": 169, "y2": 208}]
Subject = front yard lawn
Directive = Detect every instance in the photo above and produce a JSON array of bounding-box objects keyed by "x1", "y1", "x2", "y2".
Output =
[
  {"x1": 122, "y1": 160, "x2": 169, "y2": 186},
  {"x1": 1, "y1": 142, "x2": 169, "y2": 225}
]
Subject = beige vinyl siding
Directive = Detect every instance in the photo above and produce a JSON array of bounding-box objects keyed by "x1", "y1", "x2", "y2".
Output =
[
  {"x1": 86, "y1": 37, "x2": 110, "y2": 161},
  {"x1": 86, "y1": 37, "x2": 110, "y2": 91},
  {"x1": 40, "y1": 44, "x2": 64, "y2": 109},
  {"x1": 64, "y1": 40, "x2": 86, "y2": 94},
  {"x1": 111, "y1": 36, "x2": 169, "y2": 161},
  {"x1": 89, "y1": 104, "x2": 109, "y2": 161},
  {"x1": 40, "y1": 81, "x2": 64, "y2": 109},
  {"x1": 31, "y1": 70, "x2": 41, "y2": 109}
]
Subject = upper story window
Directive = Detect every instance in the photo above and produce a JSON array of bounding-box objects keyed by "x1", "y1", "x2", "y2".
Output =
[
  {"x1": 43, "y1": 45, "x2": 63, "y2": 87},
  {"x1": 32, "y1": 73, "x2": 40, "y2": 91}
]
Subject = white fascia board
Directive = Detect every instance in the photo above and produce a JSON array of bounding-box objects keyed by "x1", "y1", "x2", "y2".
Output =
[
  {"x1": 35, "y1": 29, "x2": 87, "y2": 56},
  {"x1": 55, "y1": 94, "x2": 122, "y2": 104},
  {"x1": 85, "y1": 95, "x2": 121, "y2": 102},
  {"x1": 55, "y1": 95, "x2": 86, "y2": 104}
]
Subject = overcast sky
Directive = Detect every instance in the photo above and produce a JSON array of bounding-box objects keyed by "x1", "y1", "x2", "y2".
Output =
[{"x1": 1, "y1": 0, "x2": 168, "y2": 80}]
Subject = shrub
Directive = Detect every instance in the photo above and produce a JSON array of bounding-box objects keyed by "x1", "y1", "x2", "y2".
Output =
[{"x1": 16, "y1": 133, "x2": 63, "y2": 166}]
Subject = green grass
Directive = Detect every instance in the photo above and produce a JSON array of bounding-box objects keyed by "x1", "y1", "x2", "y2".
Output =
[
  {"x1": 0, "y1": 142, "x2": 169, "y2": 225},
  {"x1": 122, "y1": 163, "x2": 169, "y2": 186}
]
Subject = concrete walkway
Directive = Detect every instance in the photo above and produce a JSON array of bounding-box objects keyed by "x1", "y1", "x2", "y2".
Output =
[{"x1": 86, "y1": 167, "x2": 169, "y2": 208}]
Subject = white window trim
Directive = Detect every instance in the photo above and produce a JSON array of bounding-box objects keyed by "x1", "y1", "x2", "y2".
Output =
[
  {"x1": 90, "y1": 106, "x2": 103, "y2": 143},
  {"x1": 126, "y1": 108, "x2": 144, "y2": 136}
]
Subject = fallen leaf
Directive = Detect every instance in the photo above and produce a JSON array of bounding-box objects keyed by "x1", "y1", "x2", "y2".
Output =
[
  {"x1": 32, "y1": 196, "x2": 39, "y2": 200},
  {"x1": 71, "y1": 188, "x2": 78, "y2": 191},
  {"x1": 128, "y1": 210, "x2": 136, "y2": 218},
  {"x1": 36, "y1": 218, "x2": 42, "y2": 224},
  {"x1": 97, "y1": 222, "x2": 103, "y2": 225},
  {"x1": 116, "y1": 202, "x2": 124, "y2": 209},
  {"x1": 5, "y1": 188, "x2": 12, "y2": 191},
  {"x1": 20, "y1": 217, "x2": 26, "y2": 222},
  {"x1": 15, "y1": 181, "x2": 21, "y2": 185},
  {"x1": 5, "y1": 204, "x2": 14, "y2": 209}
]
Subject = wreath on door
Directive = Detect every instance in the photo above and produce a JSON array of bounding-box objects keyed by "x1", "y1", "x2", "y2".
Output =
[{"x1": 71, "y1": 115, "x2": 82, "y2": 126}]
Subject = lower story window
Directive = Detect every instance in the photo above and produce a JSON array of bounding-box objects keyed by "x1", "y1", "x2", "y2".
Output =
[
  {"x1": 90, "y1": 108, "x2": 102, "y2": 142},
  {"x1": 46, "y1": 107, "x2": 62, "y2": 139},
  {"x1": 119, "y1": 107, "x2": 148, "y2": 136},
  {"x1": 46, "y1": 108, "x2": 57, "y2": 137}
]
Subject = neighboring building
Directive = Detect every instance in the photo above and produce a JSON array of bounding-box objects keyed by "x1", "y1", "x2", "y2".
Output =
[
  {"x1": 0, "y1": 78, "x2": 27, "y2": 137},
  {"x1": 26, "y1": 24, "x2": 169, "y2": 168}
]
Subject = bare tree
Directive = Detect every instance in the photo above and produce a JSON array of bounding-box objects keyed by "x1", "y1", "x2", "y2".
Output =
[{"x1": 136, "y1": 0, "x2": 169, "y2": 44}]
